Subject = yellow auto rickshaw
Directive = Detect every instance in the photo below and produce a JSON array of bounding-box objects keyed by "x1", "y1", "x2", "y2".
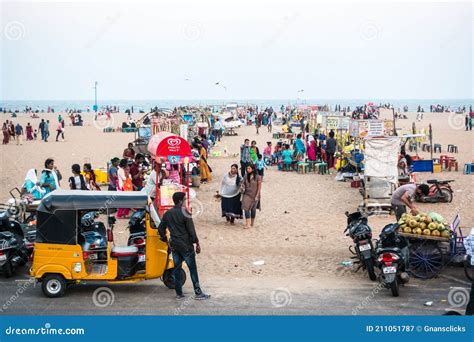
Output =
[{"x1": 31, "y1": 190, "x2": 185, "y2": 297}]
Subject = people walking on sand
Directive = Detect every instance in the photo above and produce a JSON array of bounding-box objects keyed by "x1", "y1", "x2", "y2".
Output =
[
  {"x1": 83, "y1": 163, "x2": 101, "y2": 190},
  {"x1": 250, "y1": 140, "x2": 260, "y2": 164},
  {"x1": 219, "y1": 164, "x2": 243, "y2": 225},
  {"x1": 255, "y1": 154, "x2": 267, "y2": 179},
  {"x1": 255, "y1": 112, "x2": 262, "y2": 135},
  {"x1": 55, "y1": 121, "x2": 64, "y2": 142},
  {"x1": 198, "y1": 142, "x2": 212, "y2": 183},
  {"x1": 240, "y1": 139, "x2": 251, "y2": 177},
  {"x1": 158, "y1": 192, "x2": 211, "y2": 301},
  {"x1": 241, "y1": 164, "x2": 262, "y2": 229},
  {"x1": 44, "y1": 120, "x2": 50, "y2": 142},
  {"x1": 39, "y1": 119, "x2": 45, "y2": 141},
  {"x1": 2, "y1": 122, "x2": 10, "y2": 144},
  {"x1": 9, "y1": 122, "x2": 15, "y2": 141},
  {"x1": 69, "y1": 164, "x2": 89, "y2": 190},
  {"x1": 15, "y1": 123, "x2": 23, "y2": 145},
  {"x1": 26, "y1": 123, "x2": 33, "y2": 140}
]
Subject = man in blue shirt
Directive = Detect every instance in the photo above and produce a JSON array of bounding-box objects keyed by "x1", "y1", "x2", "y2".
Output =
[
  {"x1": 15, "y1": 123, "x2": 23, "y2": 145},
  {"x1": 240, "y1": 139, "x2": 251, "y2": 177}
]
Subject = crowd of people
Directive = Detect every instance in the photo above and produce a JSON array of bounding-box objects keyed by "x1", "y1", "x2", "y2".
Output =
[{"x1": 2, "y1": 114, "x2": 67, "y2": 145}]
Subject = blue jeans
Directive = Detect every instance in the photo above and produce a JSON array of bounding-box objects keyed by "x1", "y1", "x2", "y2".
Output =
[{"x1": 172, "y1": 249, "x2": 202, "y2": 296}]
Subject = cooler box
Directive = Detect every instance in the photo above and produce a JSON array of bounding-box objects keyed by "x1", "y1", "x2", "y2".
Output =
[
  {"x1": 94, "y1": 168, "x2": 108, "y2": 184},
  {"x1": 411, "y1": 160, "x2": 433, "y2": 173},
  {"x1": 433, "y1": 163, "x2": 442, "y2": 173}
]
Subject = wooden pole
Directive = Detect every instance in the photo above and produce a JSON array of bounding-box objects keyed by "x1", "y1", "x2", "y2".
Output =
[
  {"x1": 392, "y1": 108, "x2": 397, "y2": 136},
  {"x1": 429, "y1": 123, "x2": 433, "y2": 171}
]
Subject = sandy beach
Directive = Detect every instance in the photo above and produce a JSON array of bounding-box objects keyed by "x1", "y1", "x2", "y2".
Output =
[{"x1": 0, "y1": 108, "x2": 472, "y2": 298}]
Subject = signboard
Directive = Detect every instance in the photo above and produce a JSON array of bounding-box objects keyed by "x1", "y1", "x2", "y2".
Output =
[
  {"x1": 350, "y1": 120, "x2": 359, "y2": 137},
  {"x1": 358, "y1": 120, "x2": 369, "y2": 138},
  {"x1": 160, "y1": 184, "x2": 182, "y2": 206},
  {"x1": 338, "y1": 117, "x2": 350, "y2": 130},
  {"x1": 368, "y1": 120, "x2": 384, "y2": 137},
  {"x1": 325, "y1": 117, "x2": 339, "y2": 130},
  {"x1": 179, "y1": 124, "x2": 188, "y2": 141},
  {"x1": 383, "y1": 120, "x2": 393, "y2": 136}
]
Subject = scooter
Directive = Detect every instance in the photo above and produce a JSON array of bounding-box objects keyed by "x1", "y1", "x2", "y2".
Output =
[
  {"x1": 127, "y1": 210, "x2": 147, "y2": 271},
  {"x1": 415, "y1": 179, "x2": 454, "y2": 203},
  {"x1": 79, "y1": 212, "x2": 107, "y2": 262},
  {"x1": 0, "y1": 210, "x2": 30, "y2": 277},
  {"x1": 375, "y1": 223, "x2": 410, "y2": 297},
  {"x1": 344, "y1": 211, "x2": 377, "y2": 281}
]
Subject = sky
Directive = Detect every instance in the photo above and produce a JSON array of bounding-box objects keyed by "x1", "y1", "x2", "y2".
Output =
[{"x1": 0, "y1": 0, "x2": 472, "y2": 100}]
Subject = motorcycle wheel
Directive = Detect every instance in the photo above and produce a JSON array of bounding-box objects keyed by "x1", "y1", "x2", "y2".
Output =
[
  {"x1": 439, "y1": 188, "x2": 453, "y2": 203},
  {"x1": 365, "y1": 258, "x2": 377, "y2": 281},
  {"x1": 390, "y1": 278, "x2": 399, "y2": 297},
  {"x1": 162, "y1": 268, "x2": 187, "y2": 289},
  {"x1": 3, "y1": 261, "x2": 13, "y2": 278}
]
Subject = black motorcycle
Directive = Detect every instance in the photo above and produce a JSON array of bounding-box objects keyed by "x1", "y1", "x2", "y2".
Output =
[
  {"x1": 0, "y1": 211, "x2": 30, "y2": 277},
  {"x1": 376, "y1": 223, "x2": 410, "y2": 297},
  {"x1": 344, "y1": 211, "x2": 376, "y2": 281}
]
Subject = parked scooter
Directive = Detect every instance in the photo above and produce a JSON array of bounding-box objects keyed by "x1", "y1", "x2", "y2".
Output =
[
  {"x1": 79, "y1": 211, "x2": 107, "y2": 262},
  {"x1": 0, "y1": 210, "x2": 30, "y2": 277},
  {"x1": 415, "y1": 179, "x2": 454, "y2": 203},
  {"x1": 127, "y1": 210, "x2": 147, "y2": 271},
  {"x1": 375, "y1": 223, "x2": 410, "y2": 297},
  {"x1": 344, "y1": 211, "x2": 376, "y2": 281}
]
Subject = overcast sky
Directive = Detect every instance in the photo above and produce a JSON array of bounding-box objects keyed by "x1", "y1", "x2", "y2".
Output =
[{"x1": 1, "y1": 0, "x2": 472, "y2": 100}]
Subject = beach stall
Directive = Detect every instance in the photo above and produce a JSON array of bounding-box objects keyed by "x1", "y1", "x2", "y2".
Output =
[{"x1": 147, "y1": 132, "x2": 193, "y2": 217}]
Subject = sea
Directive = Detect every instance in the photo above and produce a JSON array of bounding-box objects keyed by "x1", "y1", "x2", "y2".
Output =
[{"x1": 1, "y1": 99, "x2": 472, "y2": 113}]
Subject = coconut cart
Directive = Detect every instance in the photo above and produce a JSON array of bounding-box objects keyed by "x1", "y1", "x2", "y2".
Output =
[
  {"x1": 398, "y1": 213, "x2": 468, "y2": 279},
  {"x1": 147, "y1": 131, "x2": 194, "y2": 217}
]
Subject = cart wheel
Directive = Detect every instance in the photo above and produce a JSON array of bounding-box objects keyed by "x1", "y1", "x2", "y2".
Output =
[
  {"x1": 42, "y1": 274, "x2": 66, "y2": 298},
  {"x1": 408, "y1": 242, "x2": 443, "y2": 279},
  {"x1": 439, "y1": 188, "x2": 453, "y2": 203},
  {"x1": 464, "y1": 256, "x2": 474, "y2": 282},
  {"x1": 162, "y1": 268, "x2": 187, "y2": 289}
]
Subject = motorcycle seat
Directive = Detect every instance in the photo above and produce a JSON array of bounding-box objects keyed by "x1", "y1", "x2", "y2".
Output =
[
  {"x1": 111, "y1": 246, "x2": 138, "y2": 257},
  {"x1": 427, "y1": 179, "x2": 453, "y2": 184}
]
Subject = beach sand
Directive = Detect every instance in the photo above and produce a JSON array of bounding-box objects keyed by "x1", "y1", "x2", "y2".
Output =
[{"x1": 0, "y1": 109, "x2": 472, "y2": 294}]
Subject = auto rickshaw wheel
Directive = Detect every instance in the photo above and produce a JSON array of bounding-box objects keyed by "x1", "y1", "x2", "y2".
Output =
[
  {"x1": 42, "y1": 274, "x2": 66, "y2": 298},
  {"x1": 162, "y1": 268, "x2": 187, "y2": 289}
]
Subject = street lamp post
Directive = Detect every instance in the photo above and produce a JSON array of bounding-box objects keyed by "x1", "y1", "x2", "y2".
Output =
[{"x1": 94, "y1": 81, "x2": 98, "y2": 112}]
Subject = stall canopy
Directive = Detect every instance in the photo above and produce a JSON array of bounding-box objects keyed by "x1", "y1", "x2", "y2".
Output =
[
  {"x1": 147, "y1": 131, "x2": 193, "y2": 161},
  {"x1": 364, "y1": 137, "x2": 401, "y2": 184}
]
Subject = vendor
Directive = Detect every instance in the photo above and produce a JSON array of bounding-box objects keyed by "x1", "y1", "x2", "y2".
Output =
[{"x1": 391, "y1": 183, "x2": 429, "y2": 220}]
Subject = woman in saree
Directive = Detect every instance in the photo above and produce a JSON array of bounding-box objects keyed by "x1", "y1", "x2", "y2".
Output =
[
  {"x1": 25, "y1": 123, "x2": 34, "y2": 140},
  {"x1": 2, "y1": 123, "x2": 9, "y2": 144},
  {"x1": 219, "y1": 164, "x2": 242, "y2": 225},
  {"x1": 198, "y1": 142, "x2": 212, "y2": 183},
  {"x1": 307, "y1": 134, "x2": 317, "y2": 161},
  {"x1": 116, "y1": 159, "x2": 133, "y2": 218}
]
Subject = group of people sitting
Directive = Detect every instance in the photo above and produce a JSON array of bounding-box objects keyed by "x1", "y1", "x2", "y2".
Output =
[{"x1": 262, "y1": 131, "x2": 339, "y2": 172}]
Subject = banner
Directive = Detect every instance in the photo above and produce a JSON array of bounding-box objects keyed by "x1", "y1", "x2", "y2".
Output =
[{"x1": 368, "y1": 120, "x2": 384, "y2": 137}]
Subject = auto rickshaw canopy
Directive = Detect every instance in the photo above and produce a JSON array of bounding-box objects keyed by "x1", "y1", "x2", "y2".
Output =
[{"x1": 37, "y1": 190, "x2": 149, "y2": 213}]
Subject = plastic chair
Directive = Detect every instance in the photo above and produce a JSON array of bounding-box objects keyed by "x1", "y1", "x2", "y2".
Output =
[
  {"x1": 434, "y1": 144, "x2": 442, "y2": 153},
  {"x1": 463, "y1": 163, "x2": 472, "y2": 174}
]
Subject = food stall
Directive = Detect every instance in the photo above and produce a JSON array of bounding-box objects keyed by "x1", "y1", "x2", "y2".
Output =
[{"x1": 147, "y1": 132, "x2": 193, "y2": 217}]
